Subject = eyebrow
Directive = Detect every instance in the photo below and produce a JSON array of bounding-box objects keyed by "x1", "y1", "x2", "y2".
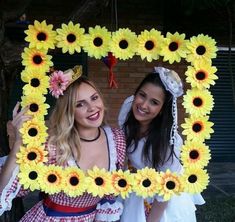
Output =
[
  {"x1": 76, "y1": 92, "x2": 98, "y2": 103},
  {"x1": 139, "y1": 89, "x2": 162, "y2": 103}
]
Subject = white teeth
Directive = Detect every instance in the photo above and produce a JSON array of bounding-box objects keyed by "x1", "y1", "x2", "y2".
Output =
[{"x1": 137, "y1": 107, "x2": 146, "y2": 114}]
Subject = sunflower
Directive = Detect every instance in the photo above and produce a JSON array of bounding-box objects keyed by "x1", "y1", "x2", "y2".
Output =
[
  {"x1": 110, "y1": 169, "x2": 133, "y2": 199},
  {"x1": 56, "y1": 21, "x2": 85, "y2": 54},
  {"x1": 25, "y1": 20, "x2": 57, "y2": 50},
  {"x1": 110, "y1": 28, "x2": 137, "y2": 60},
  {"x1": 186, "y1": 34, "x2": 218, "y2": 65},
  {"x1": 160, "y1": 32, "x2": 189, "y2": 64},
  {"x1": 182, "y1": 166, "x2": 209, "y2": 194},
  {"x1": 21, "y1": 47, "x2": 53, "y2": 72},
  {"x1": 157, "y1": 169, "x2": 183, "y2": 201},
  {"x1": 183, "y1": 88, "x2": 214, "y2": 117},
  {"x1": 18, "y1": 162, "x2": 44, "y2": 191},
  {"x1": 132, "y1": 167, "x2": 159, "y2": 198},
  {"x1": 181, "y1": 116, "x2": 214, "y2": 142},
  {"x1": 38, "y1": 164, "x2": 64, "y2": 194},
  {"x1": 21, "y1": 94, "x2": 50, "y2": 119},
  {"x1": 82, "y1": 25, "x2": 111, "y2": 59},
  {"x1": 19, "y1": 118, "x2": 48, "y2": 146},
  {"x1": 185, "y1": 61, "x2": 218, "y2": 89},
  {"x1": 21, "y1": 69, "x2": 49, "y2": 95},
  {"x1": 86, "y1": 166, "x2": 112, "y2": 197},
  {"x1": 16, "y1": 144, "x2": 48, "y2": 165},
  {"x1": 62, "y1": 167, "x2": 87, "y2": 197},
  {"x1": 136, "y1": 28, "x2": 164, "y2": 62},
  {"x1": 180, "y1": 141, "x2": 211, "y2": 168}
]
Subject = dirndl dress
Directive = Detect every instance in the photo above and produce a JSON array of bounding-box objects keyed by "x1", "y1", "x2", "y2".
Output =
[{"x1": 0, "y1": 126, "x2": 126, "y2": 222}]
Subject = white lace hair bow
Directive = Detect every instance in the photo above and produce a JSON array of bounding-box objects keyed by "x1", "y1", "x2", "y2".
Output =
[
  {"x1": 154, "y1": 67, "x2": 183, "y2": 98},
  {"x1": 154, "y1": 66, "x2": 183, "y2": 145}
]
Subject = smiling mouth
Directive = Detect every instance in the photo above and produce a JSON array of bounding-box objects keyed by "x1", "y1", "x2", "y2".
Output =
[
  {"x1": 136, "y1": 106, "x2": 148, "y2": 115},
  {"x1": 87, "y1": 111, "x2": 100, "y2": 121}
]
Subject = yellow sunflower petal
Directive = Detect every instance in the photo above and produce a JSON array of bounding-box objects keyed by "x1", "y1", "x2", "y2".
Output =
[
  {"x1": 182, "y1": 166, "x2": 209, "y2": 193},
  {"x1": 82, "y1": 25, "x2": 111, "y2": 59},
  {"x1": 25, "y1": 20, "x2": 57, "y2": 50},
  {"x1": 110, "y1": 28, "x2": 137, "y2": 60},
  {"x1": 21, "y1": 94, "x2": 50, "y2": 119},
  {"x1": 21, "y1": 48, "x2": 53, "y2": 72},
  {"x1": 62, "y1": 167, "x2": 87, "y2": 197},
  {"x1": 136, "y1": 28, "x2": 164, "y2": 62},
  {"x1": 21, "y1": 69, "x2": 49, "y2": 95},
  {"x1": 16, "y1": 144, "x2": 48, "y2": 165},
  {"x1": 157, "y1": 169, "x2": 183, "y2": 201},
  {"x1": 181, "y1": 116, "x2": 214, "y2": 142},
  {"x1": 86, "y1": 166, "x2": 112, "y2": 197},
  {"x1": 180, "y1": 140, "x2": 211, "y2": 168},
  {"x1": 132, "y1": 167, "x2": 159, "y2": 198},
  {"x1": 38, "y1": 164, "x2": 64, "y2": 194},
  {"x1": 110, "y1": 169, "x2": 133, "y2": 199},
  {"x1": 18, "y1": 163, "x2": 44, "y2": 191},
  {"x1": 183, "y1": 88, "x2": 214, "y2": 117},
  {"x1": 56, "y1": 21, "x2": 85, "y2": 54},
  {"x1": 160, "y1": 32, "x2": 189, "y2": 64},
  {"x1": 186, "y1": 34, "x2": 218, "y2": 65},
  {"x1": 185, "y1": 61, "x2": 218, "y2": 89},
  {"x1": 19, "y1": 118, "x2": 48, "y2": 146}
]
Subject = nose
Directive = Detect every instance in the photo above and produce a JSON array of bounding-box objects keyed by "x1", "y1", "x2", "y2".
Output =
[
  {"x1": 140, "y1": 99, "x2": 148, "y2": 109},
  {"x1": 87, "y1": 103, "x2": 95, "y2": 112}
]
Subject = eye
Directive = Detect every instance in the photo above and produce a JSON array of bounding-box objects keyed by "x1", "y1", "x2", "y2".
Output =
[
  {"x1": 150, "y1": 100, "x2": 159, "y2": 106},
  {"x1": 76, "y1": 102, "x2": 84, "y2": 108},
  {"x1": 138, "y1": 92, "x2": 146, "y2": 98},
  {"x1": 92, "y1": 95, "x2": 99, "y2": 101}
]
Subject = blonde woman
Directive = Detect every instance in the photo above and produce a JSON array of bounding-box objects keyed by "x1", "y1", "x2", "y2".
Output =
[{"x1": 0, "y1": 66, "x2": 126, "y2": 222}]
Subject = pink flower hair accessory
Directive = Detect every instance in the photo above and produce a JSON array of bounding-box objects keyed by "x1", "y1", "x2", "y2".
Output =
[
  {"x1": 49, "y1": 65, "x2": 82, "y2": 98},
  {"x1": 49, "y1": 70, "x2": 70, "y2": 98}
]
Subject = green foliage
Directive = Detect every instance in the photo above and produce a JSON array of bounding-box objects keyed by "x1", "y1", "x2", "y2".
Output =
[{"x1": 196, "y1": 197, "x2": 235, "y2": 222}]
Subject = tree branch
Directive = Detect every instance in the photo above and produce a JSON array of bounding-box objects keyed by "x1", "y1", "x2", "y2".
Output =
[{"x1": 68, "y1": 0, "x2": 110, "y2": 24}]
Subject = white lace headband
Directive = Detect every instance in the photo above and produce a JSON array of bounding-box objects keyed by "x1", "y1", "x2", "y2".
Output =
[{"x1": 154, "y1": 67, "x2": 183, "y2": 145}]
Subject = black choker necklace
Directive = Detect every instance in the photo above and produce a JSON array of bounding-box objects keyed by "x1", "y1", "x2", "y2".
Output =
[{"x1": 80, "y1": 128, "x2": 101, "y2": 142}]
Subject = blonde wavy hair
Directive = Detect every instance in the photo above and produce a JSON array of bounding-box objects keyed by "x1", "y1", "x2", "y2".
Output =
[{"x1": 48, "y1": 76, "x2": 107, "y2": 165}]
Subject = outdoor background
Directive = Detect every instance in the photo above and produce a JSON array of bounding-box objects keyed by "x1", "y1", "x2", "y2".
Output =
[{"x1": 0, "y1": 0, "x2": 234, "y2": 221}]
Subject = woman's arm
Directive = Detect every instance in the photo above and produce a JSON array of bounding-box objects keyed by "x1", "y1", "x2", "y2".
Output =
[
  {"x1": 147, "y1": 200, "x2": 168, "y2": 222},
  {"x1": 0, "y1": 103, "x2": 31, "y2": 191}
]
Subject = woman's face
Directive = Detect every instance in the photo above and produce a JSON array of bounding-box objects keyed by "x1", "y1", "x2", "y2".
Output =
[
  {"x1": 74, "y1": 82, "x2": 104, "y2": 130},
  {"x1": 132, "y1": 82, "x2": 165, "y2": 126}
]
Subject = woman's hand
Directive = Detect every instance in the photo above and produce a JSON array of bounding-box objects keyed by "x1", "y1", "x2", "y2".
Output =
[{"x1": 11, "y1": 102, "x2": 32, "y2": 143}]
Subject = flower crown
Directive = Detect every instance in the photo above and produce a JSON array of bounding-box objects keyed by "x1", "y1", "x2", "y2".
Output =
[
  {"x1": 49, "y1": 65, "x2": 82, "y2": 98},
  {"x1": 154, "y1": 66, "x2": 183, "y2": 98}
]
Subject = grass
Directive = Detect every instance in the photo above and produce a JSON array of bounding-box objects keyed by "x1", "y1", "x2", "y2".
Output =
[{"x1": 196, "y1": 197, "x2": 235, "y2": 222}]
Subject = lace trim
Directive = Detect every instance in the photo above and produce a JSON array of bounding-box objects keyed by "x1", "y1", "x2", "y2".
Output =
[
  {"x1": 103, "y1": 126, "x2": 117, "y2": 171},
  {"x1": 0, "y1": 166, "x2": 21, "y2": 216}
]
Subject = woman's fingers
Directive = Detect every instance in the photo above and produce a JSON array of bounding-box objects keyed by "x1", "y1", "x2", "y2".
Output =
[
  {"x1": 10, "y1": 102, "x2": 33, "y2": 144},
  {"x1": 11, "y1": 103, "x2": 32, "y2": 131},
  {"x1": 13, "y1": 115, "x2": 32, "y2": 128},
  {"x1": 12, "y1": 102, "x2": 20, "y2": 119},
  {"x1": 12, "y1": 105, "x2": 29, "y2": 122}
]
